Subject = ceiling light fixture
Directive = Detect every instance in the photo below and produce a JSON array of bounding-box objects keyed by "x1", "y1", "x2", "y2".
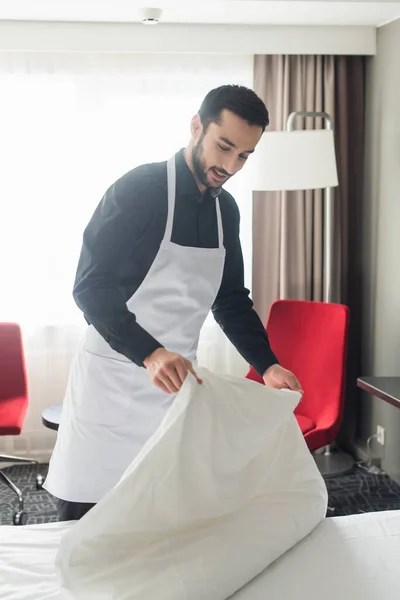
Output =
[{"x1": 139, "y1": 8, "x2": 162, "y2": 25}]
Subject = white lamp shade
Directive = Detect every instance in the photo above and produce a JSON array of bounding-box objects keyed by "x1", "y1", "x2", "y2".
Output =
[{"x1": 251, "y1": 129, "x2": 339, "y2": 191}]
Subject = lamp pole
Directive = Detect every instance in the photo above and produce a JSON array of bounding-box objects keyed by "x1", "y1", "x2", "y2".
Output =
[
  {"x1": 286, "y1": 111, "x2": 335, "y2": 304},
  {"x1": 287, "y1": 112, "x2": 355, "y2": 478}
]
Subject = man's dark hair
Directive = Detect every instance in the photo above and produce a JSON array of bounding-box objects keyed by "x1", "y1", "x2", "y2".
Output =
[{"x1": 198, "y1": 85, "x2": 269, "y2": 132}]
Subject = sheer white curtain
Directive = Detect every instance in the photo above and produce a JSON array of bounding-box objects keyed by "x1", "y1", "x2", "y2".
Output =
[{"x1": 0, "y1": 52, "x2": 253, "y2": 460}]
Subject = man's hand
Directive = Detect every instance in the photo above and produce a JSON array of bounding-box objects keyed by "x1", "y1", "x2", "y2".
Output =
[
  {"x1": 263, "y1": 364, "x2": 303, "y2": 393},
  {"x1": 143, "y1": 348, "x2": 202, "y2": 394}
]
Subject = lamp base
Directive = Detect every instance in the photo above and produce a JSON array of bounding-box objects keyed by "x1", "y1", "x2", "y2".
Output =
[{"x1": 313, "y1": 447, "x2": 355, "y2": 478}]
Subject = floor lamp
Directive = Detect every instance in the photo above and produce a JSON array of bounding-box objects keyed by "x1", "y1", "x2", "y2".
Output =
[{"x1": 251, "y1": 111, "x2": 354, "y2": 477}]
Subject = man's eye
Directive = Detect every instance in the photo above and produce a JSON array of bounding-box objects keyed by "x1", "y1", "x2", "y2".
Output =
[{"x1": 218, "y1": 144, "x2": 230, "y2": 152}]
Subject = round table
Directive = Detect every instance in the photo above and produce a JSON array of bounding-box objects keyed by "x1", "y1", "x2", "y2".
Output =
[{"x1": 41, "y1": 404, "x2": 62, "y2": 431}]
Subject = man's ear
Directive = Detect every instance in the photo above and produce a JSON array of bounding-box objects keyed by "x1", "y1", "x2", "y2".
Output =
[{"x1": 190, "y1": 114, "x2": 203, "y2": 142}]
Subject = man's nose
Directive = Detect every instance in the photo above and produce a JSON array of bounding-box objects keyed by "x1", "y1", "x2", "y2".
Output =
[{"x1": 222, "y1": 157, "x2": 238, "y2": 176}]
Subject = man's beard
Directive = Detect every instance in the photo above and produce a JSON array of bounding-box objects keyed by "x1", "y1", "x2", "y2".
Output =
[{"x1": 192, "y1": 135, "x2": 211, "y2": 188}]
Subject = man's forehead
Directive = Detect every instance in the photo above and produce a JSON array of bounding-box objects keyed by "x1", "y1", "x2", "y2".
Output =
[{"x1": 210, "y1": 113, "x2": 262, "y2": 149}]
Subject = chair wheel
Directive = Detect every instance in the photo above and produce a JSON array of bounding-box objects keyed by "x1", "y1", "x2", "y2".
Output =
[
  {"x1": 13, "y1": 511, "x2": 28, "y2": 526},
  {"x1": 36, "y1": 474, "x2": 44, "y2": 490}
]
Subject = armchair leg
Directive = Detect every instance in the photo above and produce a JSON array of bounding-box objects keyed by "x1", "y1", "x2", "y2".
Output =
[
  {"x1": 0, "y1": 454, "x2": 39, "y2": 465},
  {"x1": 0, "y1": 455, "x2": 44, "y2": 491},
  {"x1": 0, "y1": 468, "x2": 30, "y2": 525},
  {"x1": 0, "y1": 468, "x2": 24, "y2": 511}
]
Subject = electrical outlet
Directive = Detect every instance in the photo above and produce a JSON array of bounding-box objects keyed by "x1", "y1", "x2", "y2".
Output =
[{"x1": 377, "y1": 425, "x2": 385, "y2": 446}]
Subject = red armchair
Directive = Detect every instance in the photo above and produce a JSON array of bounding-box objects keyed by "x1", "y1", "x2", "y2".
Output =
[
  {"x1": 0, "y1": 322, "x2": 43, "y2": 525},
  {"x1": 246, "y1": 300, "x2": 350, "y2": 453}
]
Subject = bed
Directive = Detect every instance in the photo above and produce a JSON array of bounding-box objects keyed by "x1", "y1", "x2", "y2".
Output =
[{"x1": 1, "y1": 510, "x2": 399, "y2": 600}]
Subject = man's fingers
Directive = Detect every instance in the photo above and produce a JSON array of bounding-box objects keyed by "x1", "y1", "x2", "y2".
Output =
[
  {"x1": 263, "y1": 365, "x2": 302, "y2": 393},
  {"x1": 286, "y1": 374, "x2": 302, "y2": 392},
  {"x1": 292, "y1": 378, "x2": 302, "y2": 391},
  {"x1": 154, "y1": 378, "x2": 173, "y2": 394},
  {"x1": 156, "y1": 372, "x2": 179, "y2": 394},
  {"x1": 164, "y1": 366, "x2": 182, "y2": 392},
  {"x1": 187, "y1": 362, "x2": 203, "y2": 385},
  {"x1": 270, "y1": 381, "x2": 283, "y2": 389},
  {"x1": 175, "y1": 361, "x2": 189, "y2": 386},
  {"x1": 146, "y1": 350, "x2": 202, "y2": 393}
]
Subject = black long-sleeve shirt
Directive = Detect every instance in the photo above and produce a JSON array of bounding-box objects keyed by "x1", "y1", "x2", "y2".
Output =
[{"x1": 73, "y1": 149, "x2": 278, "y2": 377}]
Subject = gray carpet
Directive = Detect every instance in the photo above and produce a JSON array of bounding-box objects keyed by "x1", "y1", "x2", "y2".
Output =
[
  {"x1": 1, "y1": 462, "x2": 400, "y2": 526},
  {"x1": 0, "y1": 464, "x2": 57, "y2": 526}
]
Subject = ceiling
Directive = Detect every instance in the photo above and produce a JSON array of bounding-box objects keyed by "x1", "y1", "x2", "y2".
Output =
[{"x1": 0, "y1": 0, "x2": 399, "y2": 28}]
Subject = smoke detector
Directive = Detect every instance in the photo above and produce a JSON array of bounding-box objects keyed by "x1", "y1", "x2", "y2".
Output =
[{"x1": 139, "y1": 8, "x2": 162, "y2": 25}]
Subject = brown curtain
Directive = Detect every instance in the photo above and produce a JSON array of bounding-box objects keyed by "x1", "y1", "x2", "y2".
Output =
[{"x1": 253, "y1": 55, "x2": 366, "y2": 448}]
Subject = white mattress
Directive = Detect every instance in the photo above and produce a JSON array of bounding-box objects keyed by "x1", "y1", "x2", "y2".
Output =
[{"x1": 1, "y1": 511, "x2": 399, "y2": 600}]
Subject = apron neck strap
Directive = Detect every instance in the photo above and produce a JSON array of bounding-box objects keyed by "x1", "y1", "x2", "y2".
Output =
[
  {"x1": 215, "y1": 199, "x2": 224, "y2": 249},
  {"x1": 165, "y1": 156, "x2": 176, "y2": 242}
]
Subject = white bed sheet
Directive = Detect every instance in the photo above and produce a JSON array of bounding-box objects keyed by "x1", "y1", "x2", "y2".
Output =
[
  {"x1": 232, "y1": 510, "x2": 400, "y2": 600},
  {"x1": 0, "y1": 522, "x2": 67, "y2": 600},
  {"x1": 0, "y1": 511, "x2": 399, "y2": 600}
]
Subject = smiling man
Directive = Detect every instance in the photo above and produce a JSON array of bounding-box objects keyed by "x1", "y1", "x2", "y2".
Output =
[{"x1": 44, "y1": 84, "x2": 301, "y2": 522}]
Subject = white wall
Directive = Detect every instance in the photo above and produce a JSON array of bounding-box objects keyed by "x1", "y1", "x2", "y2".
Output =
[
  {"x1": 0, "y1": 20, "x2": 376, "y2": 55},
  {"x1": 359, "y1": 18, "x2": 400, "y2": 482}
]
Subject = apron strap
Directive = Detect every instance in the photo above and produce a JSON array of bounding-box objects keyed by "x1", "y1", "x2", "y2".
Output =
[
  {"x1": 215, "y1": 199, "x2": 224, "y2": 250},
  {"x1": 165, "y1": 156, "x2": 176, "y2": 242}
]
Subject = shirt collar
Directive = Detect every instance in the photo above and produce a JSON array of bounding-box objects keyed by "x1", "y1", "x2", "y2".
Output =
[{"x1": 175, "y1": 148, "x2": 221, "y2": 200}]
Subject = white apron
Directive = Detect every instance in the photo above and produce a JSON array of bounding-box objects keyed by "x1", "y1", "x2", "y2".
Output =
[{"x1": 44, "y1": 156, "x2": 226, "y2": 503}]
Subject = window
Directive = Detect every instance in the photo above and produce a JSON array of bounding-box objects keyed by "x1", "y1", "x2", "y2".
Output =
[{"x1": 0, "y1": 53, "x2": 253, "y2": 329}]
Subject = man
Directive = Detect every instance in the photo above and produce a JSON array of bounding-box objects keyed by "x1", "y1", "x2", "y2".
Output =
[{"x1": 44, "y1": 85, "x2": 301, "y2": 522}]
